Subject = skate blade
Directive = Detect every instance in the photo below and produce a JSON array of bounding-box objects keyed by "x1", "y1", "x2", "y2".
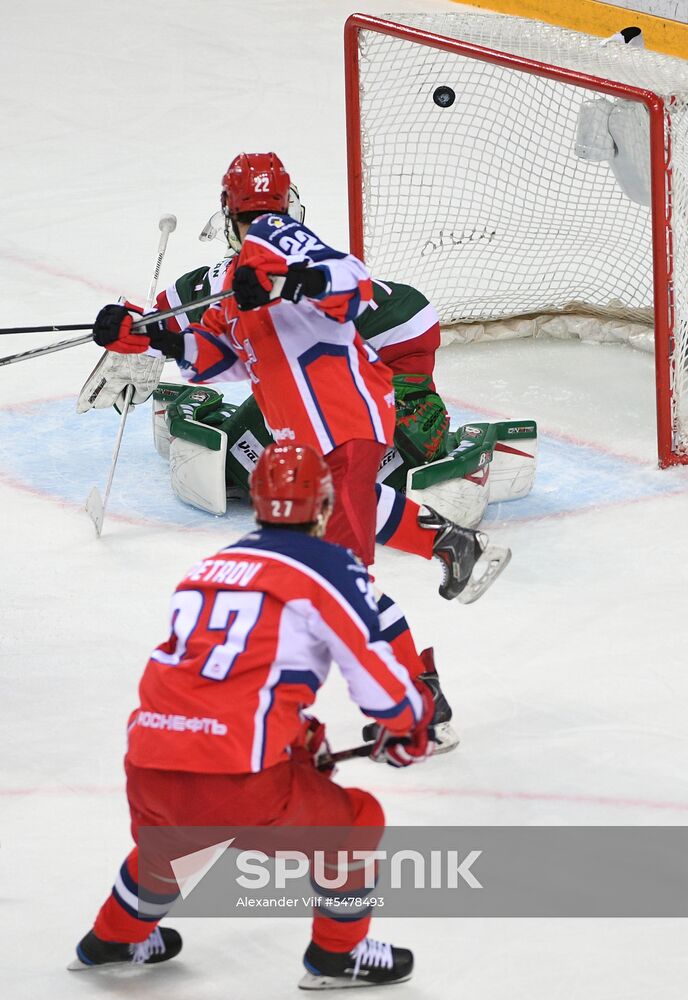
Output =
[
  {"x1": 67, "y1": 954, "x2": 126, "y2": 972},
  {"x1": 299, "y1": 970, "x2": 412, "y2": 990},
  {"x1": 67, "y1": 956, "x2": 148, "y2": 974},
  {"x1": 67, "y1": 957, "x2": 94, "y2": 971},
  {"x1": 431, "y1": 721, "x2": 460, "y2": 754},
  {"x1": 457, "y1": 544, "x2": 511, "y2": 605}
]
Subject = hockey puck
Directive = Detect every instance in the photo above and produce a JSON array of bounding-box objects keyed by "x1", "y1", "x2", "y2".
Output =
[{"x1": 433, "y1": 86, "x2": 455, "y2": 108}]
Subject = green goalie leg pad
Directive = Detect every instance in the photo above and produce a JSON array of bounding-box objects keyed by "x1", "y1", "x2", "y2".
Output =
[
  {"x1": 153, "y1": 382, "x2": 224, "y2": 409},
  {"x1": 408, "y1": 418, "x2": 538, "y2": 516},
  {"x1": 406, "y1": 424, "x2": 493, "y2": 528},
  {"x1": 379, "y1": 420, "x2": 492, "y2": 493},
  {"x1": 152, "y1": 383, "x2": 226, "y2": 460},
  {"x1": 165, "y1": 385, "x2": 228, "y2": 450},
  {"x1": 409, "y1": 423, "x2": 495, "y2": 491},
  {"x1": 216, "y1": 394, "x2": 275, "y2": 493},
  {"x1": 488, "y1": 419, "x2": 538, "y2": 503},
  {"x1": 481, "y1": 419, "x2": 537, "y2": 447},
  {"x1": 153, "y1": 385, "x2": 275, "y2": 494}
]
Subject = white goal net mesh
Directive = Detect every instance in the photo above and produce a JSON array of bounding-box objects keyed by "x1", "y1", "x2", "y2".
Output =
[{"x1": 354, "y1": 13, "x2": 688, "y2": 457}]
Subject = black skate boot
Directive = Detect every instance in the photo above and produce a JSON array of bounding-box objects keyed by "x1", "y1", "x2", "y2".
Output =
[
  {"x1": 68, "y1": 926, "x2": 182, "y2": 971},
  {"x1": 362, "y1": 648, "x2": 459, "y2": 754},
  {"x1": 419, "y1": 505, "x2": 511, "y2": 603},
  {"x1": 416, "y1": 646, "x2": 459, "y2": 754},
  {"x1": 299, "y1": 938, "x2": 413, "y2": 989}
]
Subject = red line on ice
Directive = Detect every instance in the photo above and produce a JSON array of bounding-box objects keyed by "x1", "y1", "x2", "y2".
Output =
[
  {"x1": 443, "y1": 392, "x2": 652, "y2": 466},
  {"x1": 3, "y1": 781, "x2": 688, "y2": 815},
  {"x1": 0, "y1": 248, "x2": 121, "y2": 296},
  {"x1": 370, "y1": 784, "x2": 688, "y2": 814}
]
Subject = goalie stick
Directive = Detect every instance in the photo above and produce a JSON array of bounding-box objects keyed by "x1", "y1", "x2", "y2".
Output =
[{"x1": 86, "y1": 215, "x2": 177, "y2": 537}]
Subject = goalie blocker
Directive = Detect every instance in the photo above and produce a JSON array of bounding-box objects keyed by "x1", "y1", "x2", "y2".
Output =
[{"x1": 151, "y1": 383, "x2": 537, "y2": 526}]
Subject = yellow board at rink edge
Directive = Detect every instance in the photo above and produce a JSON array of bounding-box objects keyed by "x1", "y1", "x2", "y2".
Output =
[{"x1": 453, "y1": 0, "x2": 688, "y2": 58}]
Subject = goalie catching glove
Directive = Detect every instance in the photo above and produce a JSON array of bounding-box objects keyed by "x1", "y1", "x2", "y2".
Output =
[
  {"x1": 371, "y1": 680, "x2": 435, "y2": 768},
  {"x1": 393, "y1": 373, "x2": 450, "y2": 466},
  {"x1": 92, "y1": 303, "x2": 183, "y2": 359}
]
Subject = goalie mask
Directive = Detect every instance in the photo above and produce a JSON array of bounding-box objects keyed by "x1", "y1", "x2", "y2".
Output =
[
  {"x1": 250, "y1": 443, "x2": 334, "y2": 526},
  {"x1": 201, "y1": 183, "x2": 305, "y2": 253}
]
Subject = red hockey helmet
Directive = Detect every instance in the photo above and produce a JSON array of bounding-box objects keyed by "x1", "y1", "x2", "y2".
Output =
[
  {"x1": 221, "y1": 152, "x2": 291, "y2": 217},
  {"x1": 250, "y1": 444, "x2": 334, "y2": 525}
]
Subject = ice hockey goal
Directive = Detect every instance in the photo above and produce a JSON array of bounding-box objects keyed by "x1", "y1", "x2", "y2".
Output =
[{"x1": 344, "y1": 12, "x2": 688, "y2": 467}]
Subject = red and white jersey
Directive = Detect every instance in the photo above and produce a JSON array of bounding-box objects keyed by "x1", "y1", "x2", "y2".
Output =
[
  {"x1": 126, "y1": 528, "x2": 424, "y2": 775},
  {"x1": 175, "y1": 215, "x2": 397, "y2": 455}
]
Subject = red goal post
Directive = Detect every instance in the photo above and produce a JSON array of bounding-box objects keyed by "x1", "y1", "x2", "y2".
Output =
[{"x1": 344, "y1": 13, "x2": 685, "y2": 467}]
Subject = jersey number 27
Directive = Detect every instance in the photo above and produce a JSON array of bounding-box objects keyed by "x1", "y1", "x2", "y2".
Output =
[{"x1": 154, "y1": 589, "x2": 264, "y2": 681}]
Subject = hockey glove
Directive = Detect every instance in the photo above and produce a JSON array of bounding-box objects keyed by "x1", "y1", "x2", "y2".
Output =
[
  {"x1": 147, "y1": 325, "x2": 185, "y2": 361},
  {"x1": 93, "y1": 303, "x2": 151, "y2": 354},
  {"x1": 370, "y1": 681, "x2": 435, "y2": 768},
  {"x1": 93, "y1": 303, "x2": 184, "y2": 359},
  {"x1": 280, "y1": 262, "x2": 328, "y2": 303},
  {"x1": 232, "y1": 265, "x2": 272, "y2": 311},
  {"x1": 291, "y1": 714, "x2": 335, "y2": 775}
]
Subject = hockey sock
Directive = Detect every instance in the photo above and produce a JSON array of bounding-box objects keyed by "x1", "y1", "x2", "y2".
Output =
[
  {"x1": 375, "y1": 484, "x2": 435, "y2": 560},
  {"x1": 324, "y1": 440, "x2": 385, "y2": 566},
  {"x1": 311, "y1": 789, "x2": 384, "y2": 952},
  {"x1": 93, "y1": 849, "x2": 179, "y2": 944}
]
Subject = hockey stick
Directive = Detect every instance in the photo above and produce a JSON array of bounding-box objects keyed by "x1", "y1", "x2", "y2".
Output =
[
  {"x1": 0, "y1": 287, "x2": 236, "y2": 368},
  {"x1": 316, "y1": 737, "x2": 413, "y2": 770},
  {"x1": 316, "y1": 742, "x2": 376, "y2": 770},
  {"x1": 85, "y1": 383, "x2": 135, "y2": 536},
  {"x1": 0, "y1": 323, "x2": 94, "y2": 335},
  {"x1": 86, "y1": 215, "x2": 177, "y2": 537},
  {"x1": 0, "y1": 331, "x2": 95, "y2": 367}
]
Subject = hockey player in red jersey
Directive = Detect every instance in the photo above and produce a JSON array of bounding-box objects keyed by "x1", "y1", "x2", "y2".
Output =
[
  {"x1": 91, "y1": 151, "x2": 507, "y2": 752},
  {"x1": 92, "y1": 151, "x2": 503, "y2": 597},
  {"x1": 69, "y1": 443, "x2": 434, "y2": 988}
]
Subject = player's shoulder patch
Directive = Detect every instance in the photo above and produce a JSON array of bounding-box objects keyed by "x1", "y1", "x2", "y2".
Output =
[
  {"x1": 265, "y1": 215, "x2": 291, "y2": 229},
  {"x1": 249, "y1": 213, "x2": 298, "y2": 240}
]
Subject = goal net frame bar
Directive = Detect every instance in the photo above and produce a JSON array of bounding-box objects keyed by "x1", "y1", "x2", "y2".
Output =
[{"x1": 344, "y1": 14, "x2": 677, "y2": 468}]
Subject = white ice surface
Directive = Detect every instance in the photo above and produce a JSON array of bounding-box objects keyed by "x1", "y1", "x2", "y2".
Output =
[{"x1": 2, "y1": 2, "x2": 688, "y2": 998}]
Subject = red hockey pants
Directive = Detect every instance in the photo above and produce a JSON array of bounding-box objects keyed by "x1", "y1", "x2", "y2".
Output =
[{"x1": 93, "y1": 758, "x2": 384, "y2": 954}]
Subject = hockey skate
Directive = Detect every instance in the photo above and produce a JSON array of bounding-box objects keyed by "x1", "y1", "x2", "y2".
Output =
[
  {"x1": 416, "y1": 646, "x2": 459, "y2": 754},
  {"x1": 419, "y1": 505, "x2": 511, "y2": 603},
  {"x1": 299, "y1": 938, "x2": 413, "y2": 989},
  {"x1": 67, "y1": 926, "x2": 182, "y2": 970},
  {"x1": 363, "y1": 647, "x2": 459, "y2": 754}
]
